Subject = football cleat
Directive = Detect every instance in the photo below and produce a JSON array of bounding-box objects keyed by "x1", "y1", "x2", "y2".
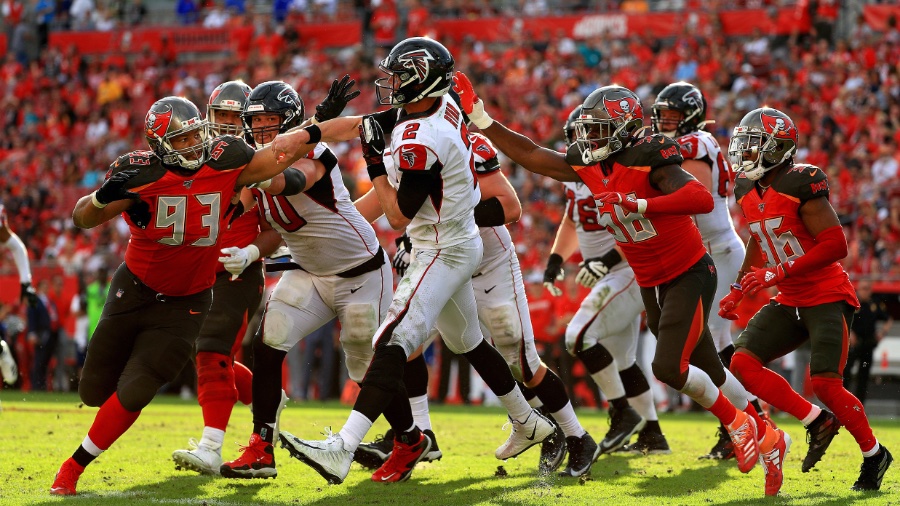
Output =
[
  {"x1": 50, "y1": 458, "x2": 84, "y2": 496},
  {"x1": 760, "y1": 427, "x2": 791, "y2": 496},
  {"x1": 0, "y1": 340, "x2": 18, "y2": 385},
  {"x1": 558, "y1": 432, "x2": 600, "y2": 477},
  {"x1": 370, "y1": 431, "x2": 432, "y2": 483},
  {"x1": 599, "y1": 405, "x2": 646, "y2": 455},
  {"x1": 220, "y1": 433, "x2": 277, "y2": 479},
  {"x1": 538, "y1": 420, "x2": 567, "y2": 474},
  {"x1": 354, "y1": 429, "x2": 394, "y2": 470},
  {"x1": 727, "y1": 410, "x2": 759, "y2": 473},
  {"x1": 173, "y1": 438, "x2": 223, "y2": 475},
  {"x1": 279, "y1": 429, "x2": 353, "y2": 485},
  {"x1": 699, "y1": 424, "x2": 735, "y2": 460},
  {"x1": 422, "y1": 429, "x2": 443, "y2": 463},
  {"x1": 851, "y1": 446, "x2": 893, "y2": 491},
  {"x1": 802, "y1": 410, "x2": 841, "y2": 473},
  {"x1": 495, "y1": 409, "x2": 555, "y2": 460},
  {"x1": 626, "y1": 429, "x2": 672, "y2": 455}
]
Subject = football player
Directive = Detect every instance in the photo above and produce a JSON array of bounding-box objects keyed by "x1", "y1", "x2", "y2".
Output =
[
  {"x1": 453, "y1": 72, "x2": 770, "y2": 477},
  {"x1": 651, "y1": 82, "x2": 769, "y2": 460},
  {"x1": 723, "y1": 107, "x2": 891, "y2": 494},
  {"x1": 49, "y1": 96, "x2": 315, "y2": 496},
  {"x1": 277, "y1": 37, "x2": 554, "y2": 485},
  {"x1": 0, "y1": 203, "x2": 37, "y2": 385},
  {"x1": 542, "y1": 105, "x2": 667, "y2": 456}
]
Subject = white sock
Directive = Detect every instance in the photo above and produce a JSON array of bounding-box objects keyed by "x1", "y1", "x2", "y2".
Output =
[
  {"x1": 409, "y1": 395, "x2": 432, "y2": 431},
  {"x1": 718, "y1": 368, "x2": 751, "y2": 411},
  {"x1": 863, "y1": 442, "x2": 881, "y2": 458},
  {"x1": 527, "y1": 396, "x2": 544, "y2": 409},
  {"x1": 338, "y1": 410, "x2": 373, "y2": 452},
  {"x1": 628, "y1": 389, "x2": 658, "y2": 422},
  {"x1": 680, "y1": 365, "x2": 719, "y2": 408},
  {"x1": 801, "y1": 405, "x2": 822, "y2": 426},
  {"x1": 81, "y1": 436, "x2": 104, "y2": 457},
  {"x1": 199, "y1": 427, "x2": 224, "y2": 450},
  {"x1": 551, "y1": 401, "x2": 586, "y2": 438},
  {"x1": 590, "y1": 363, "x2": 626, "y2": 400},
  {"x1": 498, "y1": 388, "x2": 534, "y2": 422}
]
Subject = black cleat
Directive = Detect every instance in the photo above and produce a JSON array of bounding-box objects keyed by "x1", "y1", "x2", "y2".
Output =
[
  {"x1": 852, "y1": 446, "x2": 893, "y2": 491},
  {"x1": 354, "y1": 429, "x2": 394, "y2": 470},
  {"x1": 699, "y1": 424, "x2": 734, "y2": 460},
  {"x1": 599, "y1": 405, "x2": 645, "y2": 455},
  {"x1": 422, "y1": 429, "x2": 443, "y2": 462},
  {"x1": 802, "y1": 410, "x2": 841, "y2": 472},
  {"x1": 626, "y1": 429, "x2": 671, "y2": 455},
  {"x1": 538, "y1": 420, "x2": 567, "y2": 473},
  {"x1": 558, "y1": 432, "x2": 600, "y2": 477}
]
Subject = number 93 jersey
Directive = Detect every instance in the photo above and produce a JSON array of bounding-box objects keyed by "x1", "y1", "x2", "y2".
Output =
[
  {"x1": 734, "y1": 164, "x2": 858, "y2": 308},
  {"x1": 389, "y1": 95, "x2": 481, "y2": 250},
  {"x1": 113, "y1": 135, "x2": 255, "y2": 296}
]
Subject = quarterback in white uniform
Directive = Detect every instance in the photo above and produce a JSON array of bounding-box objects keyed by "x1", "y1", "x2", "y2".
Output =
[
  {"x1": 278, "y1": 38, "x2": 553, "y2": 485},
  {"x1": 652, "y1": 81, "x2": 767, "y2": 459}
]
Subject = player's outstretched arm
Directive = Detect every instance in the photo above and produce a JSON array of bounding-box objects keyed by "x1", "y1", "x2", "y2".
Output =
[
  {"x1": 598, "y1": 164, "x2": 714, "y2": 216},
  {"x1": 550, "y1": 214, "x2": 580, "y2": 263},
  {"x1": 237, "y1": 128, "x2": 318, "y2": 187},
  {"x1": 73, "y1": 167, "x2": 143, "y2": 229},
  {"x1": 475, "y1": 170, "x2": 521, "y2": 226},
  {"x1": 354, "y1": 188, "x2": 385, "y2": 224}
]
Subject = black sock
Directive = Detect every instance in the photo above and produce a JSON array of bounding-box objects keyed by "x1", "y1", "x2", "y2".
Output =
[
  {"x1": 750, "y1": 398, "x2": 764, "y2": 416},
  {"x1": 395, "y1": 423, "x2": 422, "y2": 445},
  {"x1": 72, "y1": 446, "x2": 96, "y2": 468},
  {"x1": 518, "y1": 381, "x2": 538, "y2": 401},
  {"x1": 356, "y1": 345, "x2": 407, "y2": 422},
  {"x1": 251, "y1": 337, "x2": 288, "y2": 443},
  {"x1": 464, "y1": 340, "x2": 515, "y2": 397},
  {"x1": 619, "y1": 362, "x2": 651, "y2": 397},
  {"x1": 404, "y1": 354, "x2": 429, "y2": 398},
  {"x1": 610, "y1": 396, "x2": 629, "y2": 411},
  {"x1": 529, "y1": 370, "x2": 570, "y2": 413}
]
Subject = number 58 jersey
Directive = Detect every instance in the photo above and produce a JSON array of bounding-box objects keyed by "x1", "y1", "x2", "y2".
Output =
[{"x1": 563, "y1": 181, "x2": 629, "y2": 275}]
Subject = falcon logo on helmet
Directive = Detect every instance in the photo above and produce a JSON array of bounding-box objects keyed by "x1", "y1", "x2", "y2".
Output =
[
  {"x1": 399, "y1": 49, "x2": 434, "y2": 83},
  {"x1": 277, "y1": 87, "x2": 299, "y2": 106}
]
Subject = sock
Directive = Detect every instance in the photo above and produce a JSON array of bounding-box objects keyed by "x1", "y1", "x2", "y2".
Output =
[
  {"x1": 73, "y1": 393, "x2": 142, "y2": 468},
  {"x1": 758, "y1": 421, "x2": 777, "y2": 453},
  {"x1": 628, "y1": 390, "x2": 658, "y2": 422},
  {"x1": 749, "y1": 397, "x2": 763, "y2": 414},
  {"x1": 744, "y1": 404, "x2": 766, "y2": 440},
  {"x1": 610, "y1": 397, "x2": 630, "y2": 411},
  {"x1": 590, "y1": 363, "x2": 626, "y2": 400},
  {"x1": 552, "y1": 401, "x2": 586, "y2": 438},
  {"x1": 409, "y1": 394, "x2": 432, "y2": 431},
  {"x1": 801, "y1": 405, "x2": 823, "y2": 426},
  {"x1": 681, "y1": 365, "x2": 737, "y2": 425},
  {"x1": 720, "y1": 368, "x2": 765, "y2": 439},
  {"x1": 404, "y1": 354, "x2": 429, "y2": 397},
  {"x1": 519, "y1": 382, "x2": 544, "y2": 408},
  {"x1": 253, "y1": 421, "x2": 277, "y2": 443},
  {"x1": 710, "y1": 392, "x2": 739, "y2": 427},
  {"x1": 233, "y1": 361, "x2": 253, "y2": 405},
  {"x1": 464, "y1": 340, "x2": 516, "y2": 399},
  {"x1": 339, "y1": 410, "x2": 374, "y2": 452},
  {"x1": 396, "y1": 422, "x2": 422, "y2": 444},
  {"x1": 197, "y1": 351, "x2": 238, "y2": 431},
  {"x1": 863, "y1": 443, "x2": 882, "y2": 458},
  {"x1": 731, "y1": 352, "x2": 816, "y2": 421},
  {"x1": 72, "y1": 437, "x2": 102, "y2": 468},
  {"x1": 811, "y1": 376, "x2": 878, "y2": 454},
  {"x1": 199, "y1": 427, "x2": 225, "y2": 450},
  {"x1": 497, "y1": 388, "x2": 534, "y2": 423},
  {"x1": 620, "y1": 362, "x2": 658, "y2": 422},
  {"x1": 250, "y1": 339, "x2": 287, "y2": 428}
]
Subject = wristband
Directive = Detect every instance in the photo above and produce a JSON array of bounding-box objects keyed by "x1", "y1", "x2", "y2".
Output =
[
  {"x1": 731, "y1": 283, "x2": 743, "y2": 291},
  {"x1": 367, "y1": 162, "x2": 388, "y2": 180},
  {"x1": 547, "y1": 253, "x2": 563, "y2": 270},
  {"x1": 91, "y1": 191, "x2": 108, "y2": 209},
  {"x1": 303, "y1": 124, "x2": 322, "y2": 144},
  {"x1": 598, "y1": 248, "x2": 622, "y2": 269},
  {"x1": 246, "y1": 244, "x2": 261, "y2": 263},
  {"x1": 468, "y1": 100, "x2": 494, "y2": 130}
]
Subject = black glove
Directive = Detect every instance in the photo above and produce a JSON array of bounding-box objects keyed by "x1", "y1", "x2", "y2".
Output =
[
  {"x1": 543, "y1": 253, "x2": 564, "y2": 297},
  {"x1": 393, "y1": 234, "x2": 412, "y2": 277},
  {"x1": 359, "y1": 115, "x2": 386, "y2": 167},
  {"x1": 315, "y1": 74, "x2": 361, "y2": 123},
  {"x1": 20, "y1": 282, "x2": 38, "y2": 307},
  {"x1": 125, "y1": 199, "x2": 152, "y2": 229},
  {"x1": 96, "y1": 168, "x2": 140, "y2": 205},
  {"x1": 224, "y1": 200, "x2": 245, "y2": 227}
]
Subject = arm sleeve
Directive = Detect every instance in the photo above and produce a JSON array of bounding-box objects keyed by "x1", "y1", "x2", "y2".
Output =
[
  {"x1": 783, "y1": 225, "x2": 847, "y2": 278},
  {"x1": 3, "y1": 233, "x2": 32, "y2": 284},
  {"x1": 644, "y1": 179, "x2": 714, "y2": 216},
  {"x1": 474, "y1": 196, "x2": 506, "y2": 227},
  {"x1": 397, "y1": 171, "x2": 437, "y2": 220},
  {"x1": 279, "y1": 168, "x2": 308, "y2": 196}
]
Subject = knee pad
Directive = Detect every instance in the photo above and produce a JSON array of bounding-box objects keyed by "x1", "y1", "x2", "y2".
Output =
[
  {"x1": 270, "y1": 270, "x2": 313, "y2": 308},
  {"x1": 342, "y1": 304, "x2": 378, "y2": 382},
  {"x1": 479, "y1": 304, "x2": 522, "y2": 366},
  {"x1": 575, "y1": 343, "x2": 614, "y2": 375},
  {"x1": 361, "y1": 344, "x2": 406, "y2": 394},
  {"x1": 261, "y1": 302, "x2": 295, "y2": 350},
  {"x1": 196, "y1": 351, "x2": 237, "y2": 406},
  {"x1": 619, "y1": 362, "x2": 650, "y2": 397}
]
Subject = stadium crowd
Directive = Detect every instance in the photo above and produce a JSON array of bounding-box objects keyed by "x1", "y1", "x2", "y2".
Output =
[{"x1": 0, "y1": 4, "x2": 898, "y2": 400}]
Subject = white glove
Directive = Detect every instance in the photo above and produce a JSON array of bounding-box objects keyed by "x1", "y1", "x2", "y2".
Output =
[
  {"x1": 219, "y1": 244, "x2": 260, "y2": 280},
  {"x1": 543, "y1": 280, "x2": 563, "y2": 297},
  {"x1": 575, "y1": 258, "x2": 609, "y2": 288}
]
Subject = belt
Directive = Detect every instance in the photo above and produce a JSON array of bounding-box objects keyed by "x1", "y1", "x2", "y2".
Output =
[
  {"x1": 125, "y1": 266, "x2": 206, "y2": 302},
  {"x1": 265, "y1": 247, "x2": 385, "y2": 278}
]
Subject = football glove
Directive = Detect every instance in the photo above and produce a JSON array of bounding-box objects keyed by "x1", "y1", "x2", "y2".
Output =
[
  {"x1": 543, "y1": 253, "x2": 564, "y2": 297},
  {"x1": 218, "y1": 245, "x2": 260, "y2": 280},
  {"x1": 595, "y1": 192, "x2": 647, "y2": 214},
  {"x1": 393, "y1": 234, "x2": 412, "y2": 277},
  {"x1": 20, "y1": 282, "x2": 38, "y2": 307},
  {"x1": 575, "y1": 258, "x2": 609, "y2": 288},
  {"x1": 314, "y1": 74, "x2": 361, "y2": 123},
  {"x1": 359, "y1": 115, "x2": 385, "y2": 166},
  {"x1": 452, "y1": 71, "x2": 493, "y2": 130},
  {"x1": 95, "y1": 168, "x2": 141, "y2": 206},
  {"x1": 740, "y1": 264, "x2": 787, "y2": 296},
  {"x1": 125, "y1": 199, "x2": 152, "y2": 229},
  {"x1": 718, "y1": 284, "x2": 744, "y2": 321}
]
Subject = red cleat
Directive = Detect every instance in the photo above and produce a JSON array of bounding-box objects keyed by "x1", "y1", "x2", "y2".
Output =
[
  {"x1": 727, "y1": 410, "x2": 760, "y2": 473},
  {"x1": 371, "y1": 431, "x2": 432, "y2": 483},
  {"x1": 50, "y1": 458, "x2": 84, "y2": 496},
  {"x1": 760, "y1": 426, "x2": 792, "y2": 496},
  {"x1": 220, "y1": 433, "x2": 277, "y2": 479}
]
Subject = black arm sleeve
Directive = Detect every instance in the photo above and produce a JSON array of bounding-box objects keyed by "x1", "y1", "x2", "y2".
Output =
[
  {"x1": 474, "y1": 196, "x2": 506, "y2": 227},
  {"x1": 279, "y1": 168, "x2": 308, "y2": 196},
  {"x1": 598, "y1": 248, "x2": 622, "y2": 269},
  {"x1": 397, "y1": 171, "x2": 437, "y2": 220}
]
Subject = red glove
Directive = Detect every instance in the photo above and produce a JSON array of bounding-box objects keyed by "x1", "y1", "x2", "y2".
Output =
[
  {"x1": 718, "y1": 284, "x2": 744, "y2": 321},
  {"x1": 740, "y1": 264, "x2": 788, "y2": 296},
  {"x1": 452, "y1": 71, "x2": 479, "y2": 115},
  {"x1": 595, "y1": 192, "x2": 647, "y2": 214}
]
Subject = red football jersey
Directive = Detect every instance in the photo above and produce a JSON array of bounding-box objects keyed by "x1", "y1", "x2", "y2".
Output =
[
  {"x1": 734, "y1": 164, "x2": 858, "y2": 308},
  {"x1": 569, "y1": 134, "x2": 708, "y2": 287},
  {"x1": 114, "y1": 135, "x2": 255, "y2": 296},
  {"x1": 216, "y1": 203, "x2": 261, "y2": 274}
]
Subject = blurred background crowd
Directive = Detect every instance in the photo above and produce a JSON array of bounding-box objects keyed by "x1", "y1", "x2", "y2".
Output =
[{"x1": 0, "y1": 0, "x2": 898, "y2": 411}]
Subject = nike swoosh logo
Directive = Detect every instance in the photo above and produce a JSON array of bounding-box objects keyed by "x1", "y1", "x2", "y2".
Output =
[
  {"x1": 524, "y1": 424, "x2": 537, "y2": 441},
  {"x1": 484, "y1": 285, "x2": 497, "y2": 294},
  {"x1": 380, "y1": 473, "x2": 397, "y2": 481},
  {"x1": 350, "y1": 286, "x2": 363, "y2": 294},
  {"x1": 189, "y1": 310, "x2": 201, "y2": 315}
]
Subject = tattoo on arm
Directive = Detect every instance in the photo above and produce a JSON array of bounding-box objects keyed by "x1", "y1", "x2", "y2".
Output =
[{"x1": 649, "y1": 164, "x2": 695, "y2": 194}]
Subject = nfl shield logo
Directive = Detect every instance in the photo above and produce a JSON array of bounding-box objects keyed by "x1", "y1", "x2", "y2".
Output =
[
  {"x1": 758, "y1": 203, "x2": 765, "y2": 212},
  {"x1": 116, "y1": 289, "x2": 124, "y2": 298}
]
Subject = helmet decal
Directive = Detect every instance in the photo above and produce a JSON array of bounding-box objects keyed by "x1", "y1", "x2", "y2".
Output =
[
  {"x1": 681, "y1": 88, "x2": 703, "y2": 110},
  {"x1": 604, "y1": 96, "x2": 642, "y2": 120},
  {"x1": 760, "y1": 111, "x2": 797, "y2": 141},
  {"x1": 277, "y1": 87, "x2": 299, "y2": 107},
  {"x1": 399, "y1": 49, "x2": 435, "y2": 83},
  {"x1": 146, "y1": 109, "x2": 173, "y2": 138}
]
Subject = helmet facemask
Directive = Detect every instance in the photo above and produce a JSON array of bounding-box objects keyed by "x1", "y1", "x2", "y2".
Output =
[
  {"x1": 728, "y1": 126, "x2": 790, "y2": 181},
  {"x1": 651, "y1": 105, "x2": 701, "y2": 139},
  {"x1": 208, "y1": 106, "x2": 244, "y2": 137},
  {"x1": 151, "y1": 121, "x2": 210, "y2": 170},
  {"x1": 574, "y1": 112, "x2": 636, "y2": 164},
  {"x1": 375, "y1": 62, "x2": 450, "y2": 108},
  {"x1": 242, "y1": 111, "x2": 289, "y2": 149}
]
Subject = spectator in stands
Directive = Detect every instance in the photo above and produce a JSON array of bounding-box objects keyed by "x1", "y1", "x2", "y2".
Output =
[
  {"x1": 34, "y1": 0, "x2": 54, "y2": 49},
  {"x1": 176, "y1": 0, "x2": 198, "y2": 24},
  {"x1": 370, "y1": 0, "x2": 398, "y2": 48},
  {"x1": 27, "y1": 279, "x2": 59, "y2": 391},
  {"x1": 845, "y1": 279, "x2": 893, "y2": 406},
  {"x1": 202, "y1": 1, "x2": 229, "y2": 28},
  {"x1": 872, "y1": 140, "x2": 899, "y2": 187},
  {"x1": 68, "y1": 0, "x2": 93, "y2": 29}
]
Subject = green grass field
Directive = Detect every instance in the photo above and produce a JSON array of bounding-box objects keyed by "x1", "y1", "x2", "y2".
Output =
[{"x1": 0, "y1": 392, "x2": 896, "y2": 505}]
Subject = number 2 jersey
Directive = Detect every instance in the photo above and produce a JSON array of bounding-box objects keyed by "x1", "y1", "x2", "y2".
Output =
[
  {"x1": 250, "y1": 143, "x2": 381, "y2": 277},
  {"x1": 567, "y1": 133, "x2": 707, "y2": 287},
  {"x1": 112, "y1": 135, "x2": 255, "y2": 296},
  {"x1": 734, "y1": 164, "x2": 858, "y2": 308}
]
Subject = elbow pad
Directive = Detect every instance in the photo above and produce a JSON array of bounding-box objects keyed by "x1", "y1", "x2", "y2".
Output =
[
  {"x1": 474, "y1": 197, "x2": 506, "y2": 227},
  {"x1": 280, "y1": 168, "x2": 308, "y2": 196}
]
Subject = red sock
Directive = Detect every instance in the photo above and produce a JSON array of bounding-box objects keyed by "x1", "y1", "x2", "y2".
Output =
[
  {"x1": 731, "y1": 352, "x2": 814, "y2": 421},
  {"x1": 234, "y1": 361, "x2": 253, "y2": 405},
  {"x1": 812, "y1": 376, "x2": 877, "y2": 453},
  {"x1": 708, "y1": 391, "x2": 738, "y2": 426},
  {"x1": 744, "y1": 404, "x2": 766, "y2": 439},
  {"x1": 197, "y1": 352, "x2": 237, "y2": 431},
  {"x1": 87, "y1": 393, "x2": 141, "y2": 450}
]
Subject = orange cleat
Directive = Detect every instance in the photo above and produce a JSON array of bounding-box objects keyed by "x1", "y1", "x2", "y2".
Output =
[
  {"x1": 727, "y1": 410, "x2": 759, "y2": 473},
  {"x1": 50, "y1": 458, "x2": 84, "y2": 496}
]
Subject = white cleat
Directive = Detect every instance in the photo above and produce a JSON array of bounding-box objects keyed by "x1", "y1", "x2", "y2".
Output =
[
  {"x1": 173, "y1": 439, "x2": 223, "y2": 476},
  {"x1": 495, "y1": 409, "x2": 556, "y2": 460},
  {"x1": 279, "y1": 429, "x2": 353, "y2": 485},
  {"x1": 0, "y1": 340, "x2": 18, "y2": 385}
]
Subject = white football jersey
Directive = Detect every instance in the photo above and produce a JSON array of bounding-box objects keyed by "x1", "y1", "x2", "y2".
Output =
[
  {"x1": 252, "y1": 143, "x2": 381, "y2": 276},
  {"x1": 469, "y1": 132, "x2": 511, "y2": 266},
  {"x1": 389, "y1": 95, "x2": 480, "y2": 250},
  {"x1": 563, "y1": 181, "x2": 628, "y2": 273},
  {"x1": 676, "y1": 130, "x2": 737, "y2": 241}
]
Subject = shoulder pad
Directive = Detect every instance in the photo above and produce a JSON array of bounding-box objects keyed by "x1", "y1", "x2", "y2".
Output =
[
  {"x1": 206, "y1": 135, "x2": 255, "y2": 171},
  {"x1": 108, "y1": 150, "x2": 166, "y2": 189},
  {"x1": 676, "y1": 133, "x2": 708, "y2": 161},
  {"x1": 617, "y1": 133, "x2": 684, "y2": 169},
  {"x1": 733, "y1": 172, "x2": 755, "y2": 202},
  {"x1": 774, "y1": 164, "x2": 829, "y2": 202}
]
